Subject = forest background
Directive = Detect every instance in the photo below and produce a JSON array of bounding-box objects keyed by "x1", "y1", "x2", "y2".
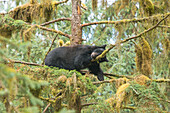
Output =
[{"x1": 0, "y1": 0, "x2": 169, "y2": 113}]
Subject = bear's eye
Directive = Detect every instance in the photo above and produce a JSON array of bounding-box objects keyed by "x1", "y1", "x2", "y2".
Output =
[{"x1": 93, "y1": 48, "x2": 104, "y2": 53}]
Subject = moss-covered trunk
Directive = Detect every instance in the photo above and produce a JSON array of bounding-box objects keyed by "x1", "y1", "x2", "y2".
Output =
[{"x1": 71, "y1": 0, "x2": 82, "y2": 45}]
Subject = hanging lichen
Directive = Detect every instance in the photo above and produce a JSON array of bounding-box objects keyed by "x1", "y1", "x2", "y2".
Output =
[
  {"x1": 134, "y1": 41, "x2": 143, "y2": 73},
  {"x1": 161, "y1": 38, "x2": 170, "y2": 57},
  {"x1": 139, "y1": 0, "x2": 154, "y2": 16},
  {"x1": 0, "y1": 15, "x2": 30, "y2": 39},
  {"x1": 9, "y1": 0, "x2": 58, "y2": 23},
  {"x1": 92, "y1": 0, "x2": 98, "y2": 11},
  {"x1": 135, "y1": 36, "x2": 153, "y2": 77}
]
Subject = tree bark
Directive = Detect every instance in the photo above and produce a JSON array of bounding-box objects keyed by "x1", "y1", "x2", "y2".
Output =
[{"x1": 71, "y1": 0, "x2": 82, "y2": 45}]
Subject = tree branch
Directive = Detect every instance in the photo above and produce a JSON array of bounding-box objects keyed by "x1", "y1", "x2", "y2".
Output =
[
  {"x1": 53, "y1": 0, "x2": 69, "y2": 5},
  {"x1": 93, "y1": 79, "x2": 117, "y2": 85},
  {"x1": 81, "y1": 13, "x2": 170, "y2": 27},
  {"x1": 35, "y1": 25, "x2": 71, "y2": 39},
  {"x1": 42, "y1": 103, "x2": 51, "y2": 113},
  {"x1": 41, "y1": 18, "x2": 71, "y2": 26},
  {"x1": 158, "y1": 25, "x2": 170, "y2": 28},
  {"x1": 42, "y1": 34, "x2": 58, "y2": 65},
  {"x1": 92, "y1": 13, "x2": 170, "y2": 62},
  {"x1": 81, "y1": 103, "x2": 98, "y2": 108},
  {"x1": 7, "y1": 59, "x2": 43, "y2": 67}
]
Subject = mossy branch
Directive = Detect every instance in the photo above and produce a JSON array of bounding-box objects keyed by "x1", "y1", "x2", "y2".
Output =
[
  {"x1": 53, "y1": 0, "x2": 69, "y2": 5},
  {"x1": 41, "y1": 18, "x2": 71, "y2": 26},
  {"x1": 92, "y1": 13, "x2": 170, "y2": 62},
  {"x1": 81, "y1": 13, "x2": 170, "y2": 27},
  {"x1": 35, "y1": 25, "x2": 71, "y2": 39},
  {"x1": 158, "y1": 25, "x2": 170, "y2": 28}
]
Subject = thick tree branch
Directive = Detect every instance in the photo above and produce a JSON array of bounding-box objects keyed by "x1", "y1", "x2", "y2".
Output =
[
  {"x1": 81, "y1": 13, "x2": 170, "y2": 27},
  {"x1": 4, "y1": 59, "x2": 170, "y2": 84},
  {"x1": 92, "y1": 13, "x2": 170, "y2": 62},
  {"x1": 41, "y1": 18, "x2": 71, "y2": 26}
]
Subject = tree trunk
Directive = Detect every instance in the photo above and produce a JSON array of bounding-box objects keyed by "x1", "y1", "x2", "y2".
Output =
[{"x1": 71, "y1": 0, "x2": 82, "y2": 45}]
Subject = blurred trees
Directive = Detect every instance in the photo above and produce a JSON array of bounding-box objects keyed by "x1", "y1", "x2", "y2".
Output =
[{"x1": 0, "y1": 0, "x2": 169, "y2": 112}]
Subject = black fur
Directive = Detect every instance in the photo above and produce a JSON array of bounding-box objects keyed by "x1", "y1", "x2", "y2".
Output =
[{"x1": 45, "y1": 45, "x2": 108, "y2": 81}]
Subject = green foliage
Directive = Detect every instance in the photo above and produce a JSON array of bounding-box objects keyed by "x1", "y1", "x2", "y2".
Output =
[
  {"x1": 0, "y1": 0, "x2": 169, "y2": 112},
  {"x1": 0, "y1": 63, "x2": 48, "y2": 112},
  {"x1": 128, "y1": 81, "x2": 169, "y2": 112}
]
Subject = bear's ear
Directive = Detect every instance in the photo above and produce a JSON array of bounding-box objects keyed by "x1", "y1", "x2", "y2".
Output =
[{"x1": 100, "y1": 45, "x2": 107, "y2": 49}]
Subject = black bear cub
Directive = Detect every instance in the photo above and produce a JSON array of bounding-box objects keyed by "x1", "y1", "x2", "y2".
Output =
[{"x1": 45, "y1": 45, "x2": 108, "y2": 81}]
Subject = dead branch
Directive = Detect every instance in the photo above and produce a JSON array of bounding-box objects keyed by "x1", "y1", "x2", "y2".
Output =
[
  {"x1": 81, "y1": 103, "x2": 98, "y2": 108},
  {"x1": 43, "y1": 103, "x2": 51, "y2": 113},
  {"x1": 81, "y1": 13, "x2": 170, "y2": 27},
  {"x1": 42, "y1": 34, "x2": 58, "y2": 65},
  {"x1": 92, "y1": 13, "x2": 170, "y2": 62},
  {"x1": 93, "y1": 79, "x2": 117, "y2": 85},
  {"x1": 41, "y1": 18, "x2": 71, "y2": 26},
  {"x1": 80, "y1": 70, "x2": 133, "y2": 79},
  {"x1": 7, "y1": 59, "x2": 43, "y2": 67}
]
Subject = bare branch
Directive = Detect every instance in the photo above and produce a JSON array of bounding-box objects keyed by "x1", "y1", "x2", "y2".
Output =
[
  {"x1": 7, "y1": 59, "x2": 43, "y2": 67},
  {"x1": 41, "y1": 18, "x2": 71, "y2": 26},
  {"x1": 81, "y1": 13, "x2": 170, "y2": 27},
  {"x1": 80, "y1": 70, "x2": 133, "y2": 79},
  {"x1": 81, "y1": 103, "x2": 98, "y2": 108},
  {"x1": 93, "y1": 79, "x2": 117, "y2": 85},
  {"x1": 92, "y1": 13, "x2": 170, "y2": 62},
  {"x1": 42, "y1": 34, "x2": 58, "y2": 65},
  {"x1": 43, "y1": 103, "x2": 51, "y2": 113}
]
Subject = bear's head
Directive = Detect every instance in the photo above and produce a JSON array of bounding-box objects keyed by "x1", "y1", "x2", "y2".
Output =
[{"x1": 91, "y1": 45, "x2": 108, "y2": 62}]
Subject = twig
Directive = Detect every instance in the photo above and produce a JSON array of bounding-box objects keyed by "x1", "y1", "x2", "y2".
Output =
[
  {"x1": 53, "y1": 0, "x2": 69, "y2": 5},
  {"x1": 42, "y1": 34, "x2": 58, "y2": 65},
  {"x1": 93, "y1": 79, "x2": 116, "y2": 85},
  {"x1": 80, "y1": 70, "x2": 133, "y2": 79},
  {"x1": 158, "y1": 25, "x2": 170, "y2": 28},
  {"x1": 122, "y1": 106, "x2": 136, "y2": 110},
  {"x1": 81, "y1": 103, "x2": 98, "y2": 108},
  {"x1": 81, "y1": 13, "x2": 170, "y2": 27},
  {"x1": 92, "y1": 13, "x2": 170, "y2": 62},
  {"x1": 41, "y1": 18, "x2": 71, "y2": 26},
  {"x1": 104, "y1": 73, "x2": 134, "y2": 79},
  {"x1": 152, "y1": 79, "x2": 170, "y2": 83},
  {"x1": 43, "y1": 103, "x2": 51, "y2": 113}
]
